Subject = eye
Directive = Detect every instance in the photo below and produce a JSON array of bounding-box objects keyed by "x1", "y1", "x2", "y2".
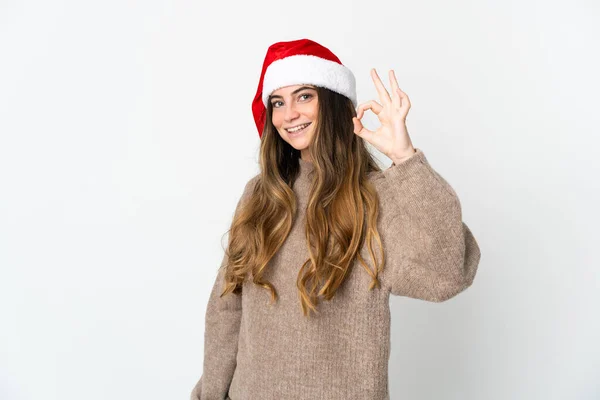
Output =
[{"x1": 271, "y1": 93, "x2": 313, "y2": 108}]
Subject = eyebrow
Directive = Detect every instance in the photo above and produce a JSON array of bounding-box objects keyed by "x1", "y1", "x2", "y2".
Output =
[{"x1": 269, "y1": 86, "x2": 316, "y2": 100}]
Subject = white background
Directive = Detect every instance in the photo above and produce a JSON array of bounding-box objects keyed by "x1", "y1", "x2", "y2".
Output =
[{"x1": 1, "y1": 0, "x2": 598, "y2": 399}]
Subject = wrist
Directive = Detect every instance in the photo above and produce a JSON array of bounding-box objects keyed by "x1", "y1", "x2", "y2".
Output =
[{"x1": 390, "y1": 147, "x2": 417, "y2": 165}]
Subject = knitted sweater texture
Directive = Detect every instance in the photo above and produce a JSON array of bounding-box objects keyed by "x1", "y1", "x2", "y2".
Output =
[{"x1": 190, "y1": 148, "x2": 481, "y2": 400}]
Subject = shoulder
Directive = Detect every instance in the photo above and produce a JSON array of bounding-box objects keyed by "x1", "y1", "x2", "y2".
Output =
[
  {"x1": 239, "y1": 173, "x2": 261, "y2": 202},
  {"x1": 245, "y1": 173, "x2": 261, "y2": 192}
]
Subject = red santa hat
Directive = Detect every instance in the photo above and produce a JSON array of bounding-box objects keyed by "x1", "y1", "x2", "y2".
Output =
[{"x1": 251, "y1": 38, "x2": 357, "y2": 138}]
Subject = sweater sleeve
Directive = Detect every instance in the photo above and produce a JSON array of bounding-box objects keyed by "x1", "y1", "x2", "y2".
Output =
[
  {"x1": 190, "y1": 176, "x2": 258, "y2": 400},
  {"x1": 378, "y1": 148, "x2": 481, "y2": 301}
]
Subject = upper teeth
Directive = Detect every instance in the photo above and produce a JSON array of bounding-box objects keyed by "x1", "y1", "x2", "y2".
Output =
[{"x1": 286, "y1": 123, "x2": 309, "y2": 133}]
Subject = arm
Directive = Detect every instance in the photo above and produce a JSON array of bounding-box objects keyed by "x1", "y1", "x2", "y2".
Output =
[
  {"x1": 190, "y1": 176, "x2": 258, "y2": 400},
  {"x1": 379, "y1": 148, "x2": 481, "y2": 301},
  {"x1": 190, "y1": 255, "x2": 242, "y2": 400}
]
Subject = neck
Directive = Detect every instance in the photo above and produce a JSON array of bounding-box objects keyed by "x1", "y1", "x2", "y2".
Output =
[{"x1": 301, "y1": 148, "x2": 312, "y2": 163}]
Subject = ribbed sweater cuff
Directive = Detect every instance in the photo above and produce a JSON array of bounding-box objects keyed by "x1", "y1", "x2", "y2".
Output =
[
  {"x1": 384, "y1": 147, "x2": 459, "y2": 201},
  {"x1": 385, "y1": 147, "x2": 428, "y2": 183}
]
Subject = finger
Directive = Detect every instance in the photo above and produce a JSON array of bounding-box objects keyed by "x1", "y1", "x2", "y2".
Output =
[
  {"x1": 389, "y1": 70, "x2": 401, "y2": 109},
  {"x1": 356, "y1": 100, "x2": 383, "y2": 119},
  {"x1": 396, "y1": 88, "x2": 411, "y2": 113},
  {"x1": 352, "y1": 117, "x2": 375, "y2": 140},
  {"x1": 352, "y1": 117, "x2": 363, "y2": 134},
  {"x1": 370, "y1": 68, "x2": 391, "y2": 105},
  {"x1": 353, "y1": 116, "x2": 389, "y2": 153}
]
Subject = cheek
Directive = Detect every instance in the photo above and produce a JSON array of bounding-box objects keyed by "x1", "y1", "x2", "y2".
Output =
[
  {"x1": 271, "y1": 112, "x2": 282, "y2": 128},
  {"x1": 309, "y1": 104, "x2": 319, "y2": 121}
]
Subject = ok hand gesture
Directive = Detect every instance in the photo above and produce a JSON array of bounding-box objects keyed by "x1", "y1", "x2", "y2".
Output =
[{"x1": 352, "y1": 69, "x2": 417, "y2": 165}]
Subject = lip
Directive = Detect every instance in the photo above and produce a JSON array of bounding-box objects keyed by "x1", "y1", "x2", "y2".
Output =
[{"x1": 285, "y1": 122, "x2": 311, "y2": 136}]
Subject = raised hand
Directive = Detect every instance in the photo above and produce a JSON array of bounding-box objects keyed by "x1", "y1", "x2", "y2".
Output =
[{"x1": 352, "y1": 68, "x2": 417, "y2": 165}]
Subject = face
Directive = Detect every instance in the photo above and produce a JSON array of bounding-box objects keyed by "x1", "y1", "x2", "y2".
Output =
[{"x1": 270, "y1": 85, "x2": 319, "y2": 161}]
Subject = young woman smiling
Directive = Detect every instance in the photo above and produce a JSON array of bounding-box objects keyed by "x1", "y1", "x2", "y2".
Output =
[{"x1": 190, "y1": 38, "x2": 481, "y2": 400}]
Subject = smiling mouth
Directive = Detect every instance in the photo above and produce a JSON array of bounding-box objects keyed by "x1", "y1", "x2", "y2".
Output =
[{"x1": 285, "y1": 122, "x2": 311, "y2": 135}]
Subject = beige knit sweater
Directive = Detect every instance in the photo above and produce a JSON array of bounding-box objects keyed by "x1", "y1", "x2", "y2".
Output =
[{"x1": 190, "y1": 148, "x2": 481, "y2": 400}]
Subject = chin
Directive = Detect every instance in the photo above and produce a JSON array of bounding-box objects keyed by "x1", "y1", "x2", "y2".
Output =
[
  {"x1": 283, "y1": 130, "x2": 313, "y2": 150},
  {"x1": 287, "y1": 134, "x2": 312, "y2": 148},
  {"x1": 287, "y1": 141, "x2": 309, "y2": 151}
]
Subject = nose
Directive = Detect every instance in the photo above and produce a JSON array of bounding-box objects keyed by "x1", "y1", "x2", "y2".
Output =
[{"x1": 283, "y1": 103, "x2": 300, "y2": 122}]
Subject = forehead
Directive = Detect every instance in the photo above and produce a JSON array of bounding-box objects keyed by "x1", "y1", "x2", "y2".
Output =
[{"x1": 271, "y1": 84, "x2": 317, "y2": 96}]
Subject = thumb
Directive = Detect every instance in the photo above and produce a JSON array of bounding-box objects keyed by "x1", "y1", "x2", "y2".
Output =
[
  {"x1": 352, "y1": 117, "x2": 376, "y2": 144},
  {"x1": 352, "y1": 117, "x2": 363, "y2": 135}
]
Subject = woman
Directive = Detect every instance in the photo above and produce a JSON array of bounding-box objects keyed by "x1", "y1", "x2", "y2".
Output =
[{"x1": 190, "y1": 38, "x2": 481, "y2": 400}]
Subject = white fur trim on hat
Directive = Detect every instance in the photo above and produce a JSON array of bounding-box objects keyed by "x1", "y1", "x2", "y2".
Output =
[{"x1": 262, "y1": 55, "x2": 357, "y2": 107}]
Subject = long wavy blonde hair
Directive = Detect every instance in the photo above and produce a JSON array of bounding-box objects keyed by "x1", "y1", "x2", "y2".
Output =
[{"x1": 220, "y1": 86, "x2": 386, "y2": 317}]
